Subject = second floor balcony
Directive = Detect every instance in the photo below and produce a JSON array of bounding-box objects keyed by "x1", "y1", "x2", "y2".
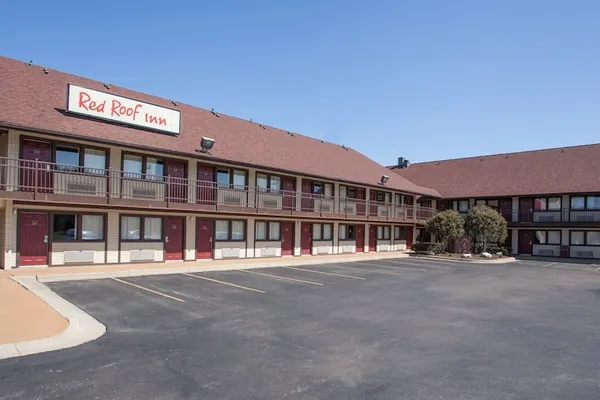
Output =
[
  {"x1": 0, "y1": 157, "x2": 437, "y2": 224},
  {"x1": 498, "y1": 208, "x2": 600, "y2": 224}
]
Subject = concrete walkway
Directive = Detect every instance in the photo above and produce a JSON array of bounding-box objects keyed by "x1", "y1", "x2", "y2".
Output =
[{"x1": 0, "y1": 270, "x2": 68, "y2": 345}]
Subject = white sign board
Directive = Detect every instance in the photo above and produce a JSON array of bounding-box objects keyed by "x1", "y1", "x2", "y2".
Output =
[{"x1": 66, "y1": 84, "x2": 180, "y2": 135}]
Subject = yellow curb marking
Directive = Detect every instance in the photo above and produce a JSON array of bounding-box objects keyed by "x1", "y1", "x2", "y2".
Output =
[
  {"x1": 110, "y1": 277, "x2": 186, "y2": 303},
  {"x1": 238, "y1": 269, "x2": 323, "y2": 286},
  {"x1": 281, "y1": 266, "x2": 366, "y2": 280},
  {"x1": 324, "y1": 264, "x2": 406, "y2": 276},
  {"x1": 182, "y1": 273, "x2": 265, "y2": 294}
]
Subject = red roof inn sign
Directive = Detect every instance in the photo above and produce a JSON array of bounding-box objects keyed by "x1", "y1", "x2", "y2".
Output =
[{"x1": 66, "y1": 84, "x2": 181, "y2": 135}]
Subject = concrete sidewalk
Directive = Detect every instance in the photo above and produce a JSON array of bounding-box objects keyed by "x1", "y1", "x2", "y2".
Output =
[{"x1": 0, "y1": 270, "x2": 68, "y2": 345}]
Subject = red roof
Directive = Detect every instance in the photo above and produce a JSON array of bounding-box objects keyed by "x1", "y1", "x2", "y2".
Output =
[
  {"x1": 390, "y1": 144, "x2": 600, "y2": 198},
  {"x1": 0, "y1": 56, "x2": 438, "y2": 197}
]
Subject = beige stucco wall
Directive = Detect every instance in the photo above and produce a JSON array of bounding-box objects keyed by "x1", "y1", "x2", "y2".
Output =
[
  {"x1": 338, "y1": 240, "x2": 356, "y2": 254},
  {"x1": 312, "y1": 240, "x2": 333, "y2": 255},
  {"x1": 376, "y1": 239, "x2": 392, "y2": 252},
  {"x1": 214, "y1": 241, "x2": 246, "y2": 259},
  {"x1": 51, "y1": 242, "x2": 105, "y2": 265}
]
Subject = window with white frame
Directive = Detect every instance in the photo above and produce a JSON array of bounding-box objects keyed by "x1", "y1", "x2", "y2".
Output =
[{"x1": 458, "y1": 200, "x2": 469, "y2": 212}]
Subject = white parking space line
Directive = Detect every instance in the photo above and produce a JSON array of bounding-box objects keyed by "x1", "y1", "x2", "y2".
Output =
[
  {"x1": 238, "y1": 269, "x2": 324, "y2": 286},
  {"x1": 394, "y1": 258, "x2": 470, "y2": 266},
  {"x1": 380, "y1": 260, "x2": 453, "y2": 269},
  {"x1": 352, "y1": 262, "x2": 427, "y2": 272},
  {"x1": 324, "y1": 264, "x2": 407, "y2": 276},
  {"x1": 111, "y1": 277, "x2": 186, "y2": 303},
  {"x1": 182, "y1": 273, "x2": 266, "y2": 294},
  {"x1": 542, "y1": 262, "x2": 558, "y2": 268},
  {"x1": 280, "y1": 266, "x2": 366, "y2": 280}
]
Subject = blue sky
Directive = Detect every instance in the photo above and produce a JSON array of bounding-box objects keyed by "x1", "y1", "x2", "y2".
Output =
[{"x1": 2, "y1": 0, "x2": 599, "y2": 164}]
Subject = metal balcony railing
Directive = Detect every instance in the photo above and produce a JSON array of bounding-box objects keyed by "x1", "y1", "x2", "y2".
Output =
[
  {"x1": 0, "y1": 157, "x2": 438, "y2": 223},
  {"x1": 498, "y1": 208, "x2": 600, "y2": 223}
]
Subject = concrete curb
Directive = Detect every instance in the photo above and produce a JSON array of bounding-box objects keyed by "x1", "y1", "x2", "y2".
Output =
[
  {"x1": 35, "y1": 253, "x2": 411, "y2": 283},
  {"x1": 0, "y1": 277, "x2": 106, "y2": 360},
  {"x1": 409, "y1": 255, "x2": 517, "y2": 264}
]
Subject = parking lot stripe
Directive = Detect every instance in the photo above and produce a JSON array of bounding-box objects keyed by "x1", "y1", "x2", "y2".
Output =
[
  {"x1": 182, "y1": 273, "x2": 266, "y2": 294},
  {"x1": 352, "y1": 262, "x2": 427, "y2": 272},
  {"x1": 238, "y1": 269, "x2": 324, "y2": 286},
  {"x1": 325, "y1": 264, "x2": 405, "y2": 276},
  {"x1": 542, "y1": 262, "x2": 558, "y2": 268},
  {"x1": 110, "y1": 277, "x2": 186, "y2": 303},
  {"x1": 280, "y1": 266, "x2": 366, "y2": 280},
  {"x1": 380, "y1": 260, "x2": 452, "y2": 269}
]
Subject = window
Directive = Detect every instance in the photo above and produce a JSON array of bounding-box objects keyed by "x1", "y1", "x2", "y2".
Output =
[
  {"x1": 458, "y1": 200, "x2": 469, "y2": 212},
  {"x1": 475, "y1": 199, "x2": 486, "y2": 206},
  {"x1": 215, "y1": 220, "x2": 229, "y2": 240},
  {"x1": 233, "y1": 170, "x2": 246, "y2": 189},
  {"x1": 587, "y1": 231, "x2": 600, "y2": 246},
  {"x1": 123, "y1": 154, "x2": 143, "y2": 178},
  {"x1": 487, "y1": 199, "x2": 499, "y2": 208},
  {"x1": 323, "y1": 224, "x2": 332, "y2": 240},
  {"x1": 376, "y1": 192, "x2": 385, "y2": 202},
  {"x1": 571, "y1": 195, "x2": 600, "y2": 210},
  {"x1": 232, "y1": 221, "x2": 245, "y2": 240},
  {"x1": 339, "y1": 186, "x2": 347, "y2": 200},
  {"x1": 144, "y1": 217, "x2": 162, "y2": 240},
  {"x1": 535, "y1": 230, "x2": 561, "y2": 245},
  {"x1": 53, "y1": 213, "x2": 105, "y2": 241},
  {"x1": 570, "y1": 231, "x2": 585, "y2": 245},
  {"x1": 339, "y1": 224, "x2": 347, "y2": 240},
  {"x1": 395, "y1": 194, "x2": 402, "y2": 205},
  {"x1": 53, "y1": 214, "x2": 76, "y2": 240},
  {"x1": 348, "y1": 188, "x2": 356, "y2": 199},
  {"x1": 120, "y1": 216, "x2": 162, "y2": 241},
  {"x1": 377, "y1": 226, "x2": 383, "y2": 240},
  {"x1": 312, "y1": 223, "x2": 332, "y2": 241},
  {"x1": 383, "y1": 226, "x2": 390, "y2": 240},
  {"x1": 323, "y1": 183, "x2": 332, "y2": 198},
  {"x1": 84, "y1": 148, "x2": 107, "y2": 174},
  {"x1": 217, "y1": 169, "x2": 230, "y2": 187},
  {"x1": 82, "y1": 215, "x2": 104, "y2": 240},
  {"x1": 385, "y1": 193, "x2": 390, "y2": 204},
  {"x1": 256, "y1": 221, "x2": 280, "y2": 240},
  {"x1": 313, "y1": 223, "x2": 322, "y2": 240},
  {"x1": 313, "y1": 183, "x2": 322, "y2": 195},
  {"x1": 145, "y1": 157, "x2": 164, "y2": 180},
  {"x1": 215, "y1": 220, "x2": 246, "y2": 241},
  {"x1": 394, "y1": 226, "x2": 407, "y2": 240},
  {"x1": 587, "y1": 196, "x2": 600, "y2": 210},
  {"x1": 55, "y1": 146, "x2": 80, "y2": 172},
  {"x1": 535, "y1": 197, "x2": 561, "y2": 210},
  {"x1": 257, "y1": 174, "x2": 268, "y2": 191},
  {"x1": 270, "y1": 176, "x2": 281, "y2": 192},
  {"x1": 571, "y1": 196, "x2": 585, "y2": 210}
]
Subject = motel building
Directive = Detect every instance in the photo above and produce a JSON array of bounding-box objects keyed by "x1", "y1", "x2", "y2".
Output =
[
  {"x1": 0, "y1": 56, "x2": 439, "y2": 269},
  {"x1": 391, "y1": 145, "x2": 600, "y2": 260}
]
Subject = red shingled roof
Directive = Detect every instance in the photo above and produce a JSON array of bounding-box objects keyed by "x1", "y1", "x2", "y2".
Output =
[
  {"x1": 390, "y1": 144, "x2": 600, "y2": 198},
  {"x1": 0, "y1": 56, "x2": 438, "y2": 197}
]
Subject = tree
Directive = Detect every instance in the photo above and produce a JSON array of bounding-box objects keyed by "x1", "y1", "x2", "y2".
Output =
[
  {"x1": 424, "y1": 210, "x2": 465, "y2": 252},
  {"x1": 464, "y1": 205, "x2": 508, "y2": 253}
]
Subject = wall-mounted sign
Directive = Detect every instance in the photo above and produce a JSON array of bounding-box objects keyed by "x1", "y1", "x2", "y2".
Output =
[{"x1": 66, "y1": 84, "x2": 180, "y2": 135}]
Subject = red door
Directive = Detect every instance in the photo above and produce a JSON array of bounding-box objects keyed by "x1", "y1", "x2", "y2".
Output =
[
  {"x1": 301, "y1": 180, "x2": 313, "y2": 211},
  {"x1": 166, "y1": 160, "x2": 187, "y2": 202},
  {"x1": 499, "y1": 198, "x2": 513, "y2": 221},
  {"x1": 19, "y1": 212, "x2": 48, "y2": 266},
  {"x1": 20, "y1": 139, "x2": 52, "y2": 192},
  {"x1": 518, "y1": 230, "x2": 534, "y2": 255},
  {"x1": 196, "y1": 218, "x2": 213, "y2": 259},
  {"x1": 355, "y1": 224, "x2": 365, "y2": 252},
  {"x1": 519, "y1": 198, "x2": 534, "y2": 222},
  {"x1": 164, "y1": 217, "x2": 184, "y2": 260},
  {"x1": 369, "y1": 190, "x2": 377, "y2": 216},
  {"x1": 282, "y1": 177, "x2": 295, "y2": 210},
  {"x1": 356, "y1": 189, "x2": 366, "y2": 216},
  {"x1": 197, "y1": 165, "x2": 215, "y2": 204},
  {"x1": 301, "y1": 222, "x2": 312, "y2": 255},
  {"x1": 406, "y1": 227, "x2": 413, "y2": 250},
  {"x1": 281, "y1": 222, "x2": 294, "y2": 256},
  {"x1": 369, "y1": 225, "x2": 377, "y2": 251}
]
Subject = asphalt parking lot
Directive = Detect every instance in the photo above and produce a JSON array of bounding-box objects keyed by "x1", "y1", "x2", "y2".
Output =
[{"x1": 2, "y1": 257, "x2": 600, "y2": 400}]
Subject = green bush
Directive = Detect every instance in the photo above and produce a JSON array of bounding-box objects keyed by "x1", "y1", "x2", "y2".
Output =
[{"x1": 412, "y1": 242, "x2": 444, "y2": 253}]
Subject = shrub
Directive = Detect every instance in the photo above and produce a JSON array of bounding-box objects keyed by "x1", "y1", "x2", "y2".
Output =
[
  {"x1": 464, "y1": 206, "x2": 508, "y2": 253},
  {"x1": 412, "y1": 242, "x2": 445, "y2": 253},
  {"x1": 424, "y1": 210, "x2": 465, "y2": 252}
]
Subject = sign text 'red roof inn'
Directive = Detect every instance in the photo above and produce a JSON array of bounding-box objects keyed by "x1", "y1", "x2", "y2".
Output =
[{"x1": 66, "y1": 84, "x2": 181, "y2": 135}]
